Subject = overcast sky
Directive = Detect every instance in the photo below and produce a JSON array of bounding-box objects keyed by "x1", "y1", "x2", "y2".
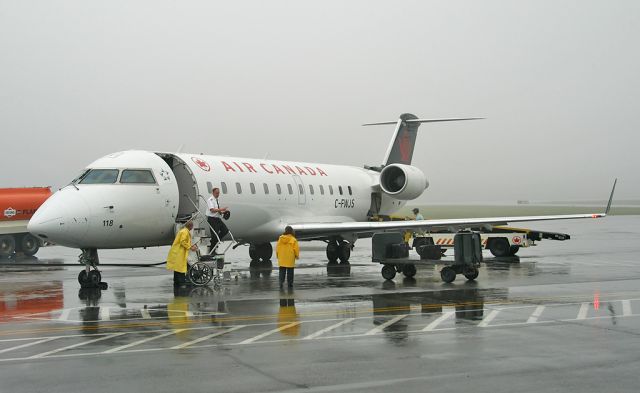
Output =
[{"x1": 1, "y1": 0, "x2": 638, "y2": 203}]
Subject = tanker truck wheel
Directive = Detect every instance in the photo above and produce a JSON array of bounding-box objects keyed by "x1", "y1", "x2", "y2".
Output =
[
  {"x1": 20, "y1": 234, "x2": 40, "y2": 256},
  {"x1": 0, "y1": 235, "x2": 16, "y2": 257}
]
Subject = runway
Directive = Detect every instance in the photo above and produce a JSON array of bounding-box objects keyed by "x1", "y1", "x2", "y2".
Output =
[{"x1": 1, "y1": 216, "x2": 639, "y2": 393}]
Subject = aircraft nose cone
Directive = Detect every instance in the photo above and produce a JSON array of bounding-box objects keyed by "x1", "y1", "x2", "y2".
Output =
[
  {"x1": 28, "y1": 211, "x2": 65, "y2": 239},
  {"x1": 28, "y1": 188, "x2": 89, "y2": 247}
]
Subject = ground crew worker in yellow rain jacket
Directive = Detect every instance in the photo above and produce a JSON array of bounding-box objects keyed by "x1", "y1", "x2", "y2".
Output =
[
  {"x1": 276, "y1": 226, "x2": 299, "y2": 289},
  {"x1": 167, "y1": 221, "x2": 197, "y2": 286}
]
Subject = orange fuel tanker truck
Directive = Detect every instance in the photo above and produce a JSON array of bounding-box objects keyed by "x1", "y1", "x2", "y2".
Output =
[{"x1": 0, "y1": 187, "x2": 52, "y2": 257}]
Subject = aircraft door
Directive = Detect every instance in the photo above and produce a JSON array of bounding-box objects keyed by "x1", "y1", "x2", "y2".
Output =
[
  {"x1": 157, "y1": 154, "x2": 199, "y2": 219},
  {"x1": 291, "y1": 174, "x2": 306, "y2": 205}
]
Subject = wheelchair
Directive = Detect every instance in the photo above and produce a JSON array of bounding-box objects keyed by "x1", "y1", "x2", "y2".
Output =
[{"x1": 186, "y1": 248, "x2": 224, "y2": 288}]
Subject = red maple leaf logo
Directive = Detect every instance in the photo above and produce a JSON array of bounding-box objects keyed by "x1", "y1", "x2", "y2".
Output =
[{"x1": 191, "y1": 157, "x2": 211, "y2": 172}]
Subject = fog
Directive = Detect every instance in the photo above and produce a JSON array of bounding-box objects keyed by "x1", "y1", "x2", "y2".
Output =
[{"x1": 1, "y1": 0, "x2": 638, "y2": 203}]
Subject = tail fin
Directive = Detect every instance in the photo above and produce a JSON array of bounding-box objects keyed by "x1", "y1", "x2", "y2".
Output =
[{"x1": 363, "y1": 113, "x2": 483, "y2": 165}]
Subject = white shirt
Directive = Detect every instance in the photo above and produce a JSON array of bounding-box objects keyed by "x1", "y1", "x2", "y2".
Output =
[{"x1": 206, "y1": 196, "x2": 221, "y2": 218}]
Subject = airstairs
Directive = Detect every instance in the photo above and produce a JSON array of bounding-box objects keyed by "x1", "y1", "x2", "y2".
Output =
[{"x1": 175, "y1": 195, "x2": 239, "y2": 286}]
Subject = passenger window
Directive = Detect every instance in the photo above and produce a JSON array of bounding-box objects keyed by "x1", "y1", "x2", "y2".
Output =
[
  {"x1": 79, "y1": 169, "x2": 119, "y2": 184},
  {"x1": 250, "y1": 183, "x2": 256, "y2": 194},
  {"x1": 319, "y1": 185, "x2": 324, "y2": 195},
  {"x1": 309, "y1": 185, "x2": 314, "y2": 195},
  {"x1": 221, "y1": 182, "x2": 228, "y2": 194},
  {"x1": 298, "y1": 184, "x2": 304, "y2": 195},
  {"x1": 287, "y1": 184, "x2": 293, "y2": 195},
  {"x1": 263, "y1": 183, "x2": 269, "y2": 194},
  {"x1": 207, "y1": 182, "x2": 213, "y2": 194},
  {"x1": 276, "y1": 184, "x2": 282, "y2": 195},
  {"x1": 348, "y1": 186, "x2": 352, "y2": 196},
  {"x1": 339, "y1": 186, "x2": 343, "y2": 195},
  {"x1": 120, "y1": 169, "x2": 156, "y2": 184},
  {"x1": 329, "y1": 185, "x2": 334, "y2": 195},
  {"x1": 236, "y1": 183, "x2": 242, "y2": 194}
]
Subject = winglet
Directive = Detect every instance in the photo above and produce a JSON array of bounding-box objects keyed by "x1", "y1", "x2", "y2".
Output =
[{"x1": 605, "y1": 178, "x2": 617, "y2": 215}]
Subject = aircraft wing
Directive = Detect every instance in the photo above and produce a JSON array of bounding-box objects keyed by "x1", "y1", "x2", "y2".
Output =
[
  {"x1": 290, "y1": 213, "x2": 605, "y2": 240},
  {"x1": 292, "y1": 180, "x2": 616, "y2": 240}
]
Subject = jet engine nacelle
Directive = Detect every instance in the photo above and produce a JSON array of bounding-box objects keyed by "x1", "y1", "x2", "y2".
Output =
[{"x1": 379, "y1": 164, "x2": 429, "y2": 200}]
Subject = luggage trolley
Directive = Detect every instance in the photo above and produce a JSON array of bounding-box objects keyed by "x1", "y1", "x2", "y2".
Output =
[{"x1": 372, "y1": 231, "x2": 483, "y2": 283}]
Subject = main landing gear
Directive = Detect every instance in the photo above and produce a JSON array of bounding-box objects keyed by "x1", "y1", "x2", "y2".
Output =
[
  {"x1": 77, "y1": 248, "x2": 108, "y2": 290},
  {"x1": 249, "y1": 242, "x2": 273, "y2": 263},
  {"x1": 326, "y1": 239, "x2": 351, "y2": 265}
]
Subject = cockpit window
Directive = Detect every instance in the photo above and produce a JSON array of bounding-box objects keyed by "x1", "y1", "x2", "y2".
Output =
[
  {"x1": 72, "y1": 169, "x2": 90, "y2": 184},
  {"x1": 120, "y1": 169, "x2": 156, "y2": 184},
  {"x1": 79, "y1": 169, "x2": 120, "y2": 184}
]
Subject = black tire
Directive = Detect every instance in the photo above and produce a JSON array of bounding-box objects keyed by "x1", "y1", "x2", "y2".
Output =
[
  {"x1": 489, "y1": 238, "x2": 510, "y2": 257},
  {"x1": 78, "y1": 270, "x2": 90, "y2": 285},
  {"x1": 258, "y1": 243, "x2": 273, "y2": 261},
  {"x1": 188, "y1": 262, "x2": 213, "y2": 286},
  {"x1": 463, "y1": 266, "x2": 479, "y2": 281},
  {"x1": 0, "y1": 235, "x2": 16, "y2": 257},
  {"x1": 20, "y1": 234, "x2": 40, "y2": 256},
  {"x1": 326, "y1": 243, "x2": 339, "y2": 263},
  {"x1": 509, "y1": 245, "x2": 520, "y2": 256},
  {"x1": 381, "y1": 264, "x2": 396, "y2": 280},
  {"x1": 338, "y1": 243, "x2": 351, "y2": 264},
  {"x1": 88, "y1": 270, "x2": 101, "y2": 285},
  {"x1": 249, "y1": 244, "x2": 259, "y2": 261},
  {"x1": 402, "y1": 264, "x2": 417, "y2": 278},
  {"x1": 440, "y1": 266, "x2": 456, "y2": 283}
]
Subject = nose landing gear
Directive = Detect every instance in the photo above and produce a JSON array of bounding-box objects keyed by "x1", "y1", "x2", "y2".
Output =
[{"x1": 78, "y1": 248, "x2": 108, "y2": 290}]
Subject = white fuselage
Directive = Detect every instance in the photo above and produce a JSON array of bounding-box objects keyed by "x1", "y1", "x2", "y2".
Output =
[{"x1": 29, "y1": 150, "x2": 413, "y2": 249}]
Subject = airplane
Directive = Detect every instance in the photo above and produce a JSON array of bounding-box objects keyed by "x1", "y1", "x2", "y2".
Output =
[{"x1": 27, "y1": 113, "x2": 614, "y2": 285}]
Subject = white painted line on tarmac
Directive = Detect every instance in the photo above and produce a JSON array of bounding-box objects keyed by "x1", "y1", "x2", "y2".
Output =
[
  {"x1": 622, "y1": 300, "x2": 632, "y2": 317},
  {"x1": 27, "y1": 333, "x2": 126, "y2": 359},
  {"x1": 1, "y1": 313, "x2": 639, "y2": 363},
  {"x1": 577, "y1": 303, "x2": 589, "y2": 320},
  {"x1": 0, "y1": 337, "x2": 52, "y2": 343},
  {"x1": 238, "y1": 322, "x2": 301, "y2": 345},
  {"x1": 100, "y1": 307, "x2": 110, "y2": 322},
  {"x1": 478, "y1": 310, "x2": 500, "y2": 327},
  {"x1": 527, "y1": 306, "x2": 546, "y2": 324},
  {"x1": 422, "y1": 311, "x2": 454, "y2": 332},
  {"x1": 57, "y1": 309, "x2": 72, "y2": 321},
  {"x1": 103, "y1": 330, "x2": 185, "y2": 354},
  {"x1": 365, "y1": 314, "x2": 407, "y2": 336},
  {"x1": 0, "y1": 338, "x2": 59, "y2": 354},
  {"x1": 172, "y1": 326, "x2": 244, "y2": 349},
  {"x1": 140, "y1": 308, "x2": 151, "y2": 319},
  {"x1": 303, "y1": 319, "x2": 355, "y2": 340}
]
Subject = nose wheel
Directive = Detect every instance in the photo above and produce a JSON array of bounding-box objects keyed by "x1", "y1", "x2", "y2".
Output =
[
  {"x1": 78, "y1": 248, "x2": 108, "y2": 289},
  {"x1": 78, "y1": 269, "x2": 101, "y2": 286}
]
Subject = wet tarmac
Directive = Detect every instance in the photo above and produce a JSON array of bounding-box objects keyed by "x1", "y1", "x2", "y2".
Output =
[{"x1": 1, "y1": 216, "x2": 640, "y2": 393}]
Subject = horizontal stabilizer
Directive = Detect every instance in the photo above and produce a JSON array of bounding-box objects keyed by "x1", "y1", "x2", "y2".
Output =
[
  {"x1": 372, "y1": 113, "x2": 484, "y2": 166},
  {"x1": 362, "y1": 117, "x2": 483, "y2": 126}
]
